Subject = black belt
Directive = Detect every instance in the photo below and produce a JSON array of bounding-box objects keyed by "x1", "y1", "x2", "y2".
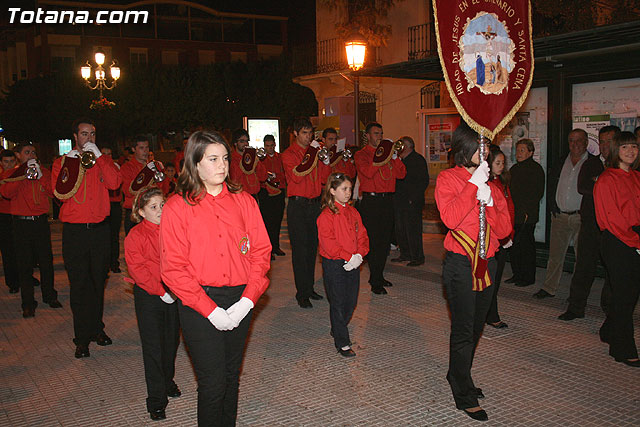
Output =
[
  {"x1": 560, "y1": 210, "x2": 579, "y2": 215},
  {"x1": 13, "y1": 214, "x2": 48, "y2": 221},
  {"x1": 363, "y1": 192, "x2": 392, "y2": 197},
  {"x1": 289, "y1": 196, "x2": 320, "y2": 202},
  {"x1": 65, "y1": 219, "x2": 108, "y2": 229}
]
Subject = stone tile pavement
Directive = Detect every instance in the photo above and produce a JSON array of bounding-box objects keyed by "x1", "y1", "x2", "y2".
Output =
[{"x1": 1, "y1": 221, "x2": 639, "y2": 426}]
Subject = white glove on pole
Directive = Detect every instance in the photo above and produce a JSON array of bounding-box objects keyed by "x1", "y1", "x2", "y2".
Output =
[
  {"x1": 27, "y1": 159, "x2": 43, "y2": 179},
  {"x1": 310, "y1": 140, "x2": 321, "y2": 149},
  {"x1": 160, "y1": 292, "x2": 176, "y2": 304},
  {"x1": 207, "y1": 307, "x2": 236, "y2": 331},
  {"x1": 502, "y1": 239, "x2": 513, "y2": 249},
  {"x1": 343, "y1": 261, "x2": 355, "y2": 271},
  {"x1": 468, "y1": 161, "x2": 489, "y2": 188},
  {"x1": 226, "y1": 297, "x2": 254, "y2": 326},
  {"x1": 66, "y1": 149, "x2": 80, "y2": 158},
  {"x1": 476, "y1": 183, "x2": 494, "y2": 206},
  {"x1": 82, "y1": 142, "x2": 102, "y2": 159}
]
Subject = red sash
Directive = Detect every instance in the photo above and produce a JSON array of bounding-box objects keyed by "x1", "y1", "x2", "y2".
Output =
[
  {"x1": 54, "y1": 156, "x2": 86, "y2": 200},
  {"x1": 372, "y1": 139, "x2": 394, "y2": 166},
  {"x1": 451, "y1": 226, "x2": 492, "y2": 291},
  {"x1": 294, "y1": 146, "x2": 320, "y2": 177}
]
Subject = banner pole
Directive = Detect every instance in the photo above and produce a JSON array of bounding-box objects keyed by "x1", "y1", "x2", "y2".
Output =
[{"x1": 478, "y1": 133, "x2": 487, "y2": 259}]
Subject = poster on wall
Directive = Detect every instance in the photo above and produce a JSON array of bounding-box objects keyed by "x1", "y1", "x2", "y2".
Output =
[
  {"x1": 573, "y1": 114, "x2": 610, "y2": 155},
  {"x1": 424, "y1": 111, "x2": 460, "y2": 165},
  {"x1": 610, "y1": 112, "x2": 638, "y2": 133}
]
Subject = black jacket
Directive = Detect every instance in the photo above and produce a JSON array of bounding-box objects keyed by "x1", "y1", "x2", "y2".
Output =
[
  {"x1": 509, "y1": 156, "x2": 545, "y2": 224},
  {"x1": 577, "y1": 154, "x2": 604, "y2": 220},
  {"x1": 395, "y1": 150, "x2": 429, "y2": 204}
]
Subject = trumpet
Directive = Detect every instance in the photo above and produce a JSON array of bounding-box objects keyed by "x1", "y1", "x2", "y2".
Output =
[
  {"x1": 318, "y1": 147, "x2": 330, "y2": 162},
  {"x1": 341, "y1": 148, "x2": 353, "y2": 161},
  {"x1": 393, "y1": 139, "x2": 405, "y2": 155},
  {"x1": 25, "y1": 160, "x2": 40, "y2": 180},
  {"x1": 149, "y1": 162, "x2": 165, "y2": 182},
  {"x1": 266, "y1": 171, "x2": 279, "y2": 188},
  {"x1": 80, "y1": 151, "x2": 96, "y2": 169},
  {"x1": 252, "y1": 147, "x2": 266, "y2": 160}
]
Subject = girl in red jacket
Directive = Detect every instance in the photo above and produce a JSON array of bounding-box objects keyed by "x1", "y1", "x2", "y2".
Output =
[
  {"x1": 485, "y1": 145, "x2": 515, "y2": 329},
  {"x1": 317, "y1": 173, "x2": 369, "y2": 357},
  {"x1": 160, "y1": 131, "x2": 271, "y2": 425},
  {"x1": 124, "y1": 187, "x2": 180, "y2": 421},
  {"x1": 594, "y1": 131, "x2": 640, "y2": 368}
]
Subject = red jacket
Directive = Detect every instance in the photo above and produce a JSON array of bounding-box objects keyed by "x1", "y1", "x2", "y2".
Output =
[
  {"x1": 317, "y1": 203, "x2": 369, "y2": 261},
  {"x1": 594, "y1": 167, "x2": 640, "y2": 249},
  {"x1": 435, "y1": 166, "x2": 512, "y2": 258},
  {"x1": 160, "y1": 185, "x2": 271, "y2": 318},
  {"x1": 282, "y1": 142, "x2": 331, "y2": 198},
  {"x1": 125, "y1": 219, "x2": 168, "y2": 296},
  {"x1": 332, "y1": 158, "x2": 357, "y2": 179},
  {"x1": 230, "y1": 150, "x2": 268, "y2": 195},
  {"x1": 52, "y1": 154, "x2": 122, "y2": 223},
  {"x1": 0, "y1": 166, "x2": 52, "y2": 216},
  {"x1": 355, "y1": 144, "x2": 407, "y2": 193},
  {"x1": 489, "y1": 178, "x2": 515, "y2": 243}
]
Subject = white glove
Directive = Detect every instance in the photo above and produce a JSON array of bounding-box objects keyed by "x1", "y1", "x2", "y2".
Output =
[
  {"x1": 160, "y1": 292, "x2": 176, "y2": 304},
  {"x1": 476, "y1": 183, "x2": 494, "y2": 206},
  {"x1": 322, "y1": 156, "x2": 330, "y2": 165},
  {"x1": 468, "y1": 161, "x2": 489, "y2": 187},
  {"x1": 636, "y1": 249, "x2": 640, "y2": 256},
  {"x1": 27, "y1": 159, "x2": 43, "y2": 179},
  {"x1": 310, "y1": 140, "x2": 321, "y2": 149},
  {"x1": 343, "y1": 261, "x2": 355, "y2": 271},
  {"x1": 147, "y1": 161, "x2": 157, "y2": 171},
  {"x1": 66, "y1": 149, "x2": 80, "y2": 158},
  {"x1": 226, "y1": 297, "x2": 254, "y2": 326},
  {"x1": 82, "y1": 142, "x2": 102, "y2": 159},
  {"x1": 350, "y1": 253, "x2": 363, "y2": 269},
  {"x1": 392, "y1": 152, "x2": 398, "y2": 160},
  {"x1": 207, "y1": 307, "x2": 237, "y2": 331},
  {"x1": 502, "y1": 239, "x2": 513, "y2": 249}
]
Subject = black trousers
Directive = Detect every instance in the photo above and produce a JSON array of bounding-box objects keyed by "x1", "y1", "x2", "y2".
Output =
[
  {"x1": 486, "y1": 247, "x2": 506, "y2": 324},
  {"x1": 14, "y1": 216, "x2": 56, "y2": 309},
  {"x1": 443, "y1": 252, "x2": 496, "y2": 410},
  {"x1": 179, "y1": 285, "x2": 252, "y2": 427},
  {"x1": 124, "y1": 208, "x2": 134, "y2": 236},
  {"x1": 599, "y1": 231, "x2": 640, "y2": 360},
  {"x1": 108, "y1": 202, "x2": 122, "y2": 268},
  {"x1": 258, "y1": 189, "x2": 285, "y2": 252},
  {"x1": 360, "y1": 193, "x2": 394, "y2": 289},
  {"x1": 394, "y1": 198, "x2": 425, "y2": 262},
  {"x1": 0, "y1": 213, "x2": 19, "y2": 291},
  {"x1": 510, "y1": 223, "x2": 537, "y2": 284},
  {"x1": 134, "y1": 285, "x2": 180, "y2": 412},
  {"x1": 567, "y1": 215, "x2": 611, "y2": 316},
  {"x1": 286, "y1": 197, "x2": 320, "y2": 301},
  {"x1": 322, "y1": 257, "x2": 359, "y2": 350},
  {"x1": 62, "y1": 221, "x2": 110, "y2": 345}
]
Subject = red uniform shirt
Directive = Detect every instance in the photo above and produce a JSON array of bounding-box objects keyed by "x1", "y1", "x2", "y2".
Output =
[
  {"x1": 160, "y1": 185, "x2": 271, "y2": 318},
  {"x1": 125, "y1": 219, "x2": 168, "y2": 296},
  {"x1": 332, "y1": 157, "x2": 357, "y2": 179},
  {"x1": 435, "y1": 166, "x2": 512, "y2": 258},
  {"x1": 317, "y1": 202, "x2": 369, "y2": 261},
  {"x1": 594, "y1": 167, "x2": 640, "y2": 249},
  {"x1": 355, "y1": 144, "x2": 407, "y2": 193},
  {"x1": 108, "y1": 161, "x2": 122, "y2": 202},
  {"x1": 0, "y1": 166, "x2": 52, "y2": 216},
  {"x1": 52, "y1": 154, "x2": 122, "y2": 223},
  {"x1": 230, "y1": 150, "x2": 268, "y2": 195},
  {"x1": 489, "y1": 178, "x2": 515, "y2": 243},
  {"x1": 281, "y1": 143, "x2": 331, "y2": 198},
  {"x1": 260, "y1": 153, "x2": 287, "y2": 191}
]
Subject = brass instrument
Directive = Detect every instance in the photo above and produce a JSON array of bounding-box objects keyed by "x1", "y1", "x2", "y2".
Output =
[
  {"x1": 318, "y1": 147, "x2": 330, "y2": 162},
  {"x1": 393, "y1": 139, "x2": 405, "y2": 155},
  {"x1": 266, "y1": 171, "x2": 279, "y2": 188},
  {"x1": 149, "y1": 162, "x2": 165, "y2": 182},
  {"x1": 80, "y1": 151, "x2": 96, "y2": 169},
  {"x1": 341, "y1": 148, "x2": 353, "y2": 161},
  {"x1": 255, "y1": 147, "x2": 266, "y2": 160},
  {"x1": 25, "y1": 160, "x2": 40, "y2": 180}
]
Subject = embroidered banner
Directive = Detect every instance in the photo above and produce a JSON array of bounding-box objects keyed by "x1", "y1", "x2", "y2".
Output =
[{"x1": 432, "y1": 0, "x2": 534, "y2": 139}]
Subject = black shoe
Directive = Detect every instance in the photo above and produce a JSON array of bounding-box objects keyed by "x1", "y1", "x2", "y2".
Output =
[
  {"x1": 167, "y1": 383, "x2": 181, "y2": 398},
  {"x1": 338, "y1": 348, "x2": 356, "y2": 357},
  {"x1": 390, "y1": 257, "x2": 409, "y2": 263},
  {"x1": 149, "y1": 409, "x2": 166, "y2": 421},
  {"x1": 372, "y1": 287, "x2": 388, "y2": 295},
  {"x1": 297, "y1": 298, "x2": 313, "y2": 309},
  {"x1": 75, "y1": 344, "x2": 90, "y2": 358},
  {"x1": 615, "y1": 358, "x2": 640, "y2": 367},
  {"x1": 558, "y1": 311, "x2": 584, "y2": 321},
  {"x1": 505, "y1": 276, "x2": 517, "y2": 284},
  {"x1": 383, "y1": 280, "x2": 393, "y2": 287},
  {"x1": 93, "y1": 332, "x2": 113, "y2": 346},
  {"x1": 515, "y1": 281, "x2": 534, "y2": 287},
  {"x1": 22, "y1": 305, "x2": 36, "y2": 318},
  {"x1": 475, "y1": 388, "x2": 485, "y2": 399},
  {"x1": 111, "y1": 265, "x2": 121, "y2": 273},
  {"x1": 533, "y1": 289, "x2": 554, "y2": 299},
  {"x1": 9, "y1": 287, "x2": 19, "y2": 294},
  {"x1": 46, "y1": 299, "x2": 63, "y2": 308},
  {"x1": 487, "y1": 321, "x2": 508, "y2": 329},
  {"x1": 270, "y1": 253, "x2": 276, "y2": 261},
  {"x1": 463, "y1": 408, "x2": 488, "y2": 421},
  {"x1": 407, "y1": 259, "x2": 425, "y2": 267},
  {"x1": 32, "y1": 277, "x2": 40, "y2": 287},
  {"x1": 309, "y1": 291, "x2": 324, "y2": 300},
  {"x1": 274, "y1": 249, "x2": 285, "y2": 256}
]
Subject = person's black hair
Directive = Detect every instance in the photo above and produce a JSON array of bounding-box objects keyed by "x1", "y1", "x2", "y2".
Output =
[
  {"x1": 263, "y1": 134, "x2": 275, "y2": 142},
  {"x1": 293, "y1": 117, "x2": 312, "y2": 133},
  {"x1": 231, "y1": 129, "x2": 250, "y2": 145},
  {"x1": 0, "y1": 149, "x2": 15, "y2": 159},
  {"x1": 365, "y1": 122, "x2": 382, "y2": 134},
  {"x1": 599, "y1": 125, "x2": 620, "y2": 137},
  {"x1": 322, "y1": 127, "x2": 338, "y2": 139},
  {"x1": 133, "y1": 135, "x2": 149, "y2": 146},
  {"x1": 72, "y1": 118, "x2": 95, "y2": 135},
  {"x1": 451, "y1": 122, "x2": 484, "y2": 167}
]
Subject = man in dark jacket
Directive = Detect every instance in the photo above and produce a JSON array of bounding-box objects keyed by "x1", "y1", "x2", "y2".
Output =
[
  {"x1": 558, "y1": 125, "x2": 618, "y2": 320},
  {"x1": 392, "y1": 136, "x2": 429, "y2": 266},
  {"x1": 508, "y1": 138, "x2": 545, "y2": 287}
]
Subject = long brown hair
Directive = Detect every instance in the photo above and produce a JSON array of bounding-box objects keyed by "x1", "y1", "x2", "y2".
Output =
[
  {"x1": 131, "y1": 187, "x2": 164, "y2": 223},
  {"x1": 176, "y1": 130, "x2": 241, "y2": 205},
  {"x1": 320, "y1": 172, "x2": 353, "y2": 214},
  {"x1": 606, "y1": 131, "x2": 640, "y2": 169},
  {"x1": 488, "y1": 145, "x2": 510, "y2": 196}
]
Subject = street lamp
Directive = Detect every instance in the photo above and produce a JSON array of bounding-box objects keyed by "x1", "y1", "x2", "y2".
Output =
[
  {"x1": 345, "y1": 33, "x2": 366, "y2": 146},
  {"x1": 80, "y1": 48, "x2": 120, "y2": 99}
]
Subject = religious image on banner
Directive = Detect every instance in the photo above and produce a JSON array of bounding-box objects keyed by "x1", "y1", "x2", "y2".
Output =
[{"x1": 459, "y1": 13, "x2": 516, "y2": 96}]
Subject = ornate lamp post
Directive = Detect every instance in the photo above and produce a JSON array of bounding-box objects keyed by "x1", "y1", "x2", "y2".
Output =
[
  {"x1": 345, "y1": 33, "x2": 366, "y2": 146},
  {"x1": 80, "y1": 48, "x2": 120, "y2": 99}
]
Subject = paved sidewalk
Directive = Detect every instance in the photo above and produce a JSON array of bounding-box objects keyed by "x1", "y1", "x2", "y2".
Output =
[{"x1": 1, "y1": 222, "x2": 639, "y2": 426}]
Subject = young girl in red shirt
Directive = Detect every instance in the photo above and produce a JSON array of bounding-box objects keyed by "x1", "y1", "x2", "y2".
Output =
[
  {"x1": 317, "y1": 173, "x2": 369, "y2": 357},
  {"x1": 124, "y1": 187, "x2": 180, "y2": 421}
]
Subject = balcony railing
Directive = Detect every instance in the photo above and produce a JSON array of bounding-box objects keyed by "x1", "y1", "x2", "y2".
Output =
[
  {"x1": 408, "y1": 23, "x2": 437, "y2": 60},
  {"x1": 292, "y1": 38, "x2": 379, "y2": 77}
]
